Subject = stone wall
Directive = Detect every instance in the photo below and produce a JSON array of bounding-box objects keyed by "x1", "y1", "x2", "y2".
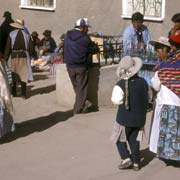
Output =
[{"x1": 56, "y1": 64, "x2": 119, "y2": 108}]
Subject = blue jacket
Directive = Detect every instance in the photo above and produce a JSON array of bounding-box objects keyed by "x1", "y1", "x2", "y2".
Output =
[{"x1": 64, "y1": 29, "x2": 98, "y2": 68}]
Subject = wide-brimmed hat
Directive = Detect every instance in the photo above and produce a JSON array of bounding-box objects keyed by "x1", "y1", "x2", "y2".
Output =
[
  {"x1": 10, "y1": 18, "x2": 24, "y2": 29},
  {"x1": 43, "y1": 30, "x2": 51, "y2": 37},
  {"x1": 149, "y1": 36, "x2": 170, "y2": 47},
  {"x1": 75, "y1": 18, "x2": 91, "y2": 27},
  {"x1": 116, "y1": 56, "x2": 142, "y2": 79},
  {"x1": 3, "y1": 11, "x2": 11, "y2": 17}
]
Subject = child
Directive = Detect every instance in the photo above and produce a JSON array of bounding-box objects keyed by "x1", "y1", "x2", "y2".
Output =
[{"x1": 111, "y1": 56, "x2": 148, "y2": 171}]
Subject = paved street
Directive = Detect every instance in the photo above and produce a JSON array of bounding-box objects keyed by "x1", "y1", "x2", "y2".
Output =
[{"x1": 0, "y1": 71, "x2": 179, "y2": 180}]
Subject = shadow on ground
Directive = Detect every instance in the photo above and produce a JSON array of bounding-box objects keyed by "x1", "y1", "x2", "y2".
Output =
[
  {"x1": 0, "y1": 110, "x2": 73, "y2": 144},
  {"x1": 159, "y1": 158, "x2": 180, "y2": 168},
  {"x1": 28, "y1": 84, "x2": 56, "y2": 97},
  {"x1": 32, "y1": 72, "x2": 50, "y2": 81},
  {"x1": 140, "y1": 148, "x2": 155, "y2": 168}
]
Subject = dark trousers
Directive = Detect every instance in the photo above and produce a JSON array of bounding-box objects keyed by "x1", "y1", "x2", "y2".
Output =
[
  {"x1": 116, "y1": 127, "x2": 140, "y2": 164},
  {"x1": 67, "y1": 67, "x2": 88, "y2": 114},
  {"x1": 12, "y1": 81, "x2": 27, "y2": 96}
]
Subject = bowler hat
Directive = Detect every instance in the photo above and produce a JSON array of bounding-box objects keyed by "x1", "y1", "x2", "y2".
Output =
[
  {"x1": 43, "y1": 30, "x2": 51, "y2": 37},
  {"x1": 31, "y1": 31, "x2": 39, "y2": 36},
  {"x1": 3, "y1": 11, "x2": 11, "y2": 17},
  {"x1": 171, "y1": 13, "x2": 180, "y2": 23}
]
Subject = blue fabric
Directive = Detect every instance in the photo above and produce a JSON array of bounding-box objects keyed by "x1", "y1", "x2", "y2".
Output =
[
  {"x1": 64, "y1": 29, "x2": 96, "y2": 68},
  {"x1": 123, "y1": 24, "x2": 153, "y2": 56},
  {"x1": 157, "y1": 105, "x2": 180, "y2": 161}
]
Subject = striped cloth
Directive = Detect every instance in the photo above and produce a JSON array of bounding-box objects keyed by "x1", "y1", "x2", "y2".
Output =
[
  {"x1": 158, "y1": 69, "x2": 180, "y2": 97},
  {"x1": 157, "y1": 50, "x2": 180, "y2": 98}
]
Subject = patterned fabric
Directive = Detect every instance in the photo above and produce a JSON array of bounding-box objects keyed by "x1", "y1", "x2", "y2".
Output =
[
  {"x1": 157, "y1": 50, "x2": 180, "y2": 98},
  {"x1": 157, "y1": 105, "x2": 180, "y2": 161}
]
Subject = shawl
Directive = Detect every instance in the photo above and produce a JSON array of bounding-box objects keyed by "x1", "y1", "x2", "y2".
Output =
[
  {"x1": 0, "y1": 63, "x2": 13, "y2": 114},
  {"x1": 157, "y1": 50, "x2": 180, "y2": 97}
]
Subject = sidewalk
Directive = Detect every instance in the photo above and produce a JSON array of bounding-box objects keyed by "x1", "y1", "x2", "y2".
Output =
[{"x1": 0, "y1": 72, "x2": 179, "y2": 180}]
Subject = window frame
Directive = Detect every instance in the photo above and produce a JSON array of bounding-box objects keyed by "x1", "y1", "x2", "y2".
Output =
[
  {"x1": 19, "y1": 0, "x2": 56, "y2": 11},
  {"x1": 121, "y1": 0, "x2": 166, "y2": 21}
]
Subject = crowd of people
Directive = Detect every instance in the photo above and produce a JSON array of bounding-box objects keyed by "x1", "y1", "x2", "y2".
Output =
[{"x1": 0, "y1": 10, "x2": 180, "y2": 172}]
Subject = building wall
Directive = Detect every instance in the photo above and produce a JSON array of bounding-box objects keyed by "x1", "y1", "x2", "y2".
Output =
[{"x1": 0, "y1": 0, "x2": 179, "y2": 42}]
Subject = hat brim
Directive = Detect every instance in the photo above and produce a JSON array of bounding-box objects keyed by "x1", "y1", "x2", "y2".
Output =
[
  {"x1": 116, "y1": 56, "x2": 142, "y2": 79},
  {"x1": 10, "y1": 22, "x2": 23, "y2": 29},
  {"x1": 149, "y1": 40, "x2": 170, "y2": 47}
]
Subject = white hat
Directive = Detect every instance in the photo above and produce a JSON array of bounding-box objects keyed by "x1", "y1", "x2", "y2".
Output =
[
  {"x1": 149, "y1": 36, "x2": 170, "y2": 47},
  {"x1": 10, "y1": 18, "x2": 24, "y2": 29},
  {"x1": 75, "y1": 18, "x2": 91, "y2": 27},
  {"x1": 116, "y1": 56, "x2": 142, "y2": 79}
]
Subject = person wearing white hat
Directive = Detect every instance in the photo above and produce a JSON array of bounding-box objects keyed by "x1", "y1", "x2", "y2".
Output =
[
  {"x1": 111, "y1": 56, "x2": 148, "y2": 171},
  {"x1": 64, "y1": 18, "x2": 99, "y2": 114},
  {"x1": 149, "y1": 30, "x2": 180, "y2": 163},
  {"x1": 149, "y1": 36, "x2": 171, "y2": 71}
]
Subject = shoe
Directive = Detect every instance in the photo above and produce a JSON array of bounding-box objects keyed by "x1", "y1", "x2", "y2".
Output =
[
  {"x1": 133, "y1": 163, "x2": 140, "y2": 171},
  {"x1": 118, "y1": 158, "x2": 133, "y2": 169},
  {"x1": 82, "y1": 100, "x2": 93, "y2": 113}
]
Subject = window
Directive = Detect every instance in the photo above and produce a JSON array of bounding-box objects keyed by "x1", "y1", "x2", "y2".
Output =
[
  {"x1": 122, "y1": 0, "x2": 166, "y2": 21},
  {"x1": 20, "y1": 0, "x2": 56, "y2": 11}
]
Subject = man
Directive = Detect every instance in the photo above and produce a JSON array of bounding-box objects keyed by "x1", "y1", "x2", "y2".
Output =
[
  {"x1": 123, "y1": 12, "x2": 152, "y2": 56},
  {"x1": 39, "y1": 30, "x2": 57, "y2": 56},
  {"x1": 64, "y1": 18, "x2": 99, "y2": 115},
  {"x1": 4, "y1": 19, "x2": 34, "y2": 99},
  {"x1": 0, "y1": 11, "x2": 14, "y2": 58}
]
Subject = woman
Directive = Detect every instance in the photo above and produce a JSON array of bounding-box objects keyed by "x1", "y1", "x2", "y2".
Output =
[
  {"x1": 149, "y1": 31, "x2": 180, "y2": 162},
  {"x1": 0, "y1": 62, "x2": 14, "y2": 139},
  {"x1": 4, "y1": 19, "x2": 34, "y2": 98},
  {"x1": 149, "y1": 36, "x2": 171, "y2": 71}
]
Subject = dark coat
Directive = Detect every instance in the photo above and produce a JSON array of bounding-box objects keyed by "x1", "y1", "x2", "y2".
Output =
[
  {"x1": 116, "y1": 75, "x2": 148, "y2": 127},
  {"x1": 64, "y1": 29, "x2": 99, "y2": 68},
  {"x1": 0, "y1": 17, "x2": 14, "y2": 55}
]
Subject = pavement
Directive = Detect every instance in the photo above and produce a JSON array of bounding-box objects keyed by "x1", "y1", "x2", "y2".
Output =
[{"x1": 0, "y1": 71, "x2": 180, "y2": 180}]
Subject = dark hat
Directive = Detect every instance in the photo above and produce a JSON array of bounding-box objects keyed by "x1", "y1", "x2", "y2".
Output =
[
  {"x1": 171, "y1": 13, "x2": 180, "y2": 23},
  {"x1": 43, "y1": 30, "x2": 51, "y2": 37},
  {"x1": 31, "y1": 31, "x2": 39, "y2": 36},
  {"x1": 131, "y1": 12, "x2": 144, "y2": 22},
  {"x1": 3, "y1": 11, "x2": 11, "y2": 17},
  {"x1": 60, "y1": 33, "x2": 65, "y2": 40}
]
